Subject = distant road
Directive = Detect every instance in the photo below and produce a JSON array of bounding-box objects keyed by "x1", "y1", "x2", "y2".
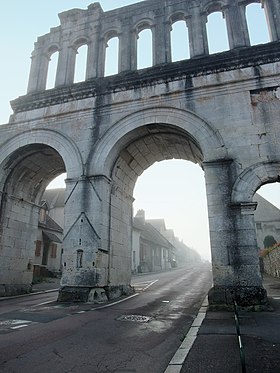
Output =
[{"x1": 0, "y1": 263, "x2": 212, "y2": 373}]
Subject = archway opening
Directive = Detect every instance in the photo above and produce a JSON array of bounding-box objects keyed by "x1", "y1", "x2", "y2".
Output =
[
  {"x1": 171, "y1": 20, "x2": 190, "y2": 62},
  {"x1": 206, "y1": 11, "x2": 229, "y2": 54},
  {"x1": 246, "y1": 3, "x2": 270, "y2": 46},
  {"x1": 0, "y1": 144, "x2": 66, "y2": 295},
  {"x1": 105, "y1": 36, "x2": 119, "y2": 76},
  {"x1": 46, "y1": 50, "x2": 59, "y2": 89},
  {"x1": 133, "y1": 159, "x2": 211, "y2": 273},
  {"x1": 109, "y1": 124, "x2": 212, "y2": 281},
  {"x1": 137, "y1": 28, "x2": 153, "y2": 69},
  {"x1": 254, "y1": 183, "x2": 280, "y2": 279},
  {"x1": 74, "y1": 44, "x2": 88, "y2": 83}
]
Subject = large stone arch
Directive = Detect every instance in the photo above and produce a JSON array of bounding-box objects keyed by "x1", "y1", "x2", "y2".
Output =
[
  {"x1": 231, "y1": 161, "x2": 280, "y2": 204},
  {"x1": 0, "y1": 128, "x2": 83, "y2": 184},
  {"x1": 0, "y1": 129, "x2": 83, "y2": 296},
  {"x1": 90, "y1": 106, "x2": 227, "y2": 176}
]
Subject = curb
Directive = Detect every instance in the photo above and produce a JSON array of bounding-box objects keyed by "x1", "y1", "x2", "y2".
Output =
[
  {"x1": 0, "y1": 288, "x2": 59, "y2": 301},
  {"x1": 164, "y1": 296, "x2": 208, "y2": 373}
]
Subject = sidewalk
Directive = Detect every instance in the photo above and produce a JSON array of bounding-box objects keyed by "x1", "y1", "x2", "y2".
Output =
[
  {"x1": 178, "y1": 274, "x2": 280, "y2": 373},
  {"x1": 31, "y1": 277, "x2": 61, "y2": 293}
]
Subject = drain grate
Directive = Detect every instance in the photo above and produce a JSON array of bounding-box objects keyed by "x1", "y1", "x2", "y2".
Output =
[{"x1": 116, "y1": 314, "x2": 152, "y2": 323}]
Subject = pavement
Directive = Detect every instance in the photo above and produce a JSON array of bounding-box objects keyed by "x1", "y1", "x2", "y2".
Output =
[
  {"x1": 1, "y1": 275, "x2": 280, "y2": 372},
  {"x1": 166, "y1": 274, "x2": 280, "y2": 373}
]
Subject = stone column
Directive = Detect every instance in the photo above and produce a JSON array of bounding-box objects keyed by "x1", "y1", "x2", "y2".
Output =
[
  {"x1": 119, "y1": 19, "x2": 134, "y2": 72},
  {"x1": 86, "y1": 29, "x2": 100, "y2": 79},
  {"x1": 59, "y1": 175, "x2": 133, "y2": 303},
  {"x1": 264, "y1": 0, "x2": 280, "y2": 41},
  {"x1": 55, "y1": 43, "x2": 76, "y2": 87},
  {"x1": 223, "y1": 4, "x2": 250, "y2": 49},
  {"x1": 27, "y1": 46, "x2": 49, "y2": 93},
  {"x1": 97, "y1": 37, "x2": 106, "y2": 77},
  {"x1": 153, "y1": 14, "x2": 172, "y2": 65},
  {"x1": 204, "y1": 160, "x2": 268, "y2": 310},
  {"x1": 188, "y1": 7, "x2": 209, "y2": 58}
]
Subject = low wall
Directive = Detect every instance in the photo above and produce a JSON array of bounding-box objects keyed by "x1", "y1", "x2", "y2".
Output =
[{"x1": 262, "y1": 245, "x2": 280, "y2": 278}]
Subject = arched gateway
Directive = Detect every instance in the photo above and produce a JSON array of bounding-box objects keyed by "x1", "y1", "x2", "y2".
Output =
[{"x1": 0, "y1": 0, "x2": 280, "y2": 309}]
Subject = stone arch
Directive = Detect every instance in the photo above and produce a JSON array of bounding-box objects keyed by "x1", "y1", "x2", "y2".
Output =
[
  {"x1": 134, "y1": 18, "x2": 155, "y2": 33},
  {"x1": 169, "y1": 11, "x2": 190, "y2": 24},
  {"x1": 45, "y1": 43, "x2": 60, "y2": 58},
  {"x1": 90, "y1": 107, "x2": 227, "y2": 176},
  {"x1": 71, "y1": 37, "x2": 90, "y2": 51},
  {"x1": 203, "y1": 1, "x2": 228, "y2": 15},
  {"x1": 231, "y1": 161, "x2": 280, "y2": 204},
  {"x1": 0, "y1": 129, "x2": 83, "y2": 187}
]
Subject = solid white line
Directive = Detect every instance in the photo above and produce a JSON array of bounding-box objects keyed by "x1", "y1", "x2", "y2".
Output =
[
  {"x1": 143, "y1": 279, "x2": 159, "y2": 290},
  {"x1": 164, "y1": 296, "x2": 208, "y2": 373},
  {"x1": 90, "y1": 292, "x2": 140, "y2": 311},
  {"x1": 11, "y1": 324, "x2": 29, "y2": 330},
  {"x1": 34, "y1": 300, "x2": 54, "y2": 307}
]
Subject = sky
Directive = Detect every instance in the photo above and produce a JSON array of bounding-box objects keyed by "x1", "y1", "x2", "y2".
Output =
[{"x1": 0, "y1": 1, "x2": 278, "y2": 261}]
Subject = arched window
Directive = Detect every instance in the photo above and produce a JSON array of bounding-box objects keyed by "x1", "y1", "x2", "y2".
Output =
[
  {"x1": 246, "y1": 3, "x2": 270, "y2": 45},
  {"x1": 74, "y1": 44, "x2": 88, "y2": 83},
  {"x1": 46, "y1": 51, "x2": 59, "y2": 89},
  {"x1": 137, "y1": 29, "x2": 153, "y2": 69},
  {"x1": 206, "y1": 12, "x2": 229, "y2": 54},
  {"x1": 171, "y1": 20, "x2": 190, "y2": 62},
  {"x1": 105, "y1": 37, "x2": 119, "y2": 77}
]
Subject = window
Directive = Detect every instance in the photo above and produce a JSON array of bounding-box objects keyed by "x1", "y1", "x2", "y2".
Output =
[
  {"x1": 105, "y1": 37, "x2": 119, "y2": 76},
  {"x1": 137, "y1": 29, "x2": 153, "y2": 69},
  {"x1": 74, "y1": 44, "x2": 88, "y2": 83},
  {"x1": 206, "y1": 12, "x2": 229, "y2": 54},
  {"x1": 46, "y1": 51, "x2": 59, "y2": 89},
  {"x1": 171, "y1": 20, "x2": 190, "y2": 61},
  {"x1": 50, "y1": 243, "x2": 57, "y2": 258},
  {"x1": 35, "y1": 240, "x2": 42, "y2": 257},
  {"x1": 246, "y1": 3, "x2": 270, "y2": 46}
]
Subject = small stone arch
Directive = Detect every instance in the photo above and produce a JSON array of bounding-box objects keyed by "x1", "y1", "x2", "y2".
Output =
[
  {"x1": 203, "y1": 1, "x2": 228, "y2": 15},
  {"x1": 89, "y1": 107, "x2": 227, "y2": 176},
  {"x1": 169, "y1": 11, "x2": 190, "y2": 24},
  {"x1": 231, "y1": 161, "x2": 280, "y2": 204},
  {"x1": 134, "y1": 18, "x2": 155, "y2": 33},
  {"x1": 71, "y1": 37, "x2": 90, "y2": 52},
  {"x1": 103, "y1": 29, "x2": 120, "y2": 44},
  {"x1": 45, "y1": 44, "x2": 60, "y2": 58}
]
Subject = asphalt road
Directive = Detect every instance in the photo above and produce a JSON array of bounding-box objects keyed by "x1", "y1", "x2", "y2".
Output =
[{"x1": 0, "y1": 263, "x2": 212, "y2": 373}]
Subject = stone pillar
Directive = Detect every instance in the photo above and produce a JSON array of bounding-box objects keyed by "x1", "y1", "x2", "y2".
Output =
[
  {"x1": 264, "y1": 0, "x2": 280, "y2": 41},
  {"x1": 86, "y1": 29, "x2": 100, "y2": 79},
  {"x1": 97, "y1": 37, "x2": 106, "y2": 77},
  {"x1": 58, "y1": 175, "x2": 133, "y2": 303},
  {"x1": 154, "y1": 13, "x2": 172, "y2": 65},
  {"x1": 119, "y1": 20, "x2": 134, "y2": 72},
  {"x1": 204, "y1": 160, "x2": 268, "y2": 310},
  {"x1": 27, "y1": 46, "x2": 49, "y2": 93},
  {"x1": 188, "y1": 7, "x2": 209, "y2": 57},
  {"x1": 223, "y1": 4, "x2": 250, "y2": 49},
  {"x1": 55, "y1": 43, "x2": 76, "y2": 87}
]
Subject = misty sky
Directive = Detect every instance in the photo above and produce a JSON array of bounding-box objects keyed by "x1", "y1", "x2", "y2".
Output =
[{"x1": 0, "y1": 1, "x2": 278, "y2": 260}]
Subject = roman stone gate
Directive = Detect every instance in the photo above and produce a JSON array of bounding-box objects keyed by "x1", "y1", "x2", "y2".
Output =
[{"x1": 0, "y1": 0, "x2": 280, "y2": 308}]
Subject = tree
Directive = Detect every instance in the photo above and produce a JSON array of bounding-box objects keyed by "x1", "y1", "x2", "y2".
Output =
[{"x1": 263, "y1": 235, "x2": 277, "y2": 248}]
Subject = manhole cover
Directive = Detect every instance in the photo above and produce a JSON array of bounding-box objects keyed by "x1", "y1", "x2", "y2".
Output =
[{"x1": 116, "y1": 314, "x2": 152, "y2": 323}]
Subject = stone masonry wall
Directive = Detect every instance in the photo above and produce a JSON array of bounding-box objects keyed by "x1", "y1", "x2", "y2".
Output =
[{"x1": 263, "y1": 246, "x2": 280, "y2": 278}]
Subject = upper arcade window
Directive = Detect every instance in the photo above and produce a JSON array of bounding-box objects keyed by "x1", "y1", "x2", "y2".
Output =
[
  {"x1": 171, "y1": 20, "x2": 190, "y2": 62},
  {"x1": 206, "y1": 11, "x2": 229, "y2": 54},
  {"x1": 105, "y1": 36, "x2": 119, "y2": 76},
  {"x1": 137, "y1": 29, "x2": 153, "y2": 69},
  {"x1": 74, "y1": 44, "x2": 88, "y2": 83},
  {"x1": 246, "y1": 3, "x2": 270, "y2": 46},
  {"x1": 46, "y1": 50, "x2": 59, "y2": 89}
]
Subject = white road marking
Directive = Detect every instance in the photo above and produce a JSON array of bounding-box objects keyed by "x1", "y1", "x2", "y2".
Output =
[{"x1": 164, "y1": 296, "x2": 208, "y2": 373}]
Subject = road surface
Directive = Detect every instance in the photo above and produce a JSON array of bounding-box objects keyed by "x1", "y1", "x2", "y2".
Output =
[{"x1": 0, "y1": 263, "x2": 212, "y2": 373}]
